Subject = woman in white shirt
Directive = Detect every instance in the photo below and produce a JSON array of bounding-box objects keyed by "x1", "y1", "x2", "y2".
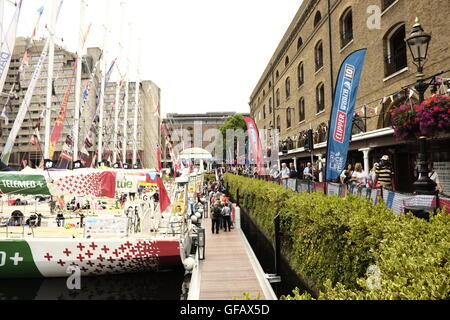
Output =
[
  {"x1": 351, "y1": 163, "x2": 368, "y2": 187},
  {"x1": 429, "y1": 163, "x2": 444, "y2": 193}
]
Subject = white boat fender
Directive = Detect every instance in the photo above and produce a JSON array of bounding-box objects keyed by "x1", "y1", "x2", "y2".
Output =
[
  {"x1": 195, "y1": 212, "x2": 202, "y2": 219},
  {"x1": 183, "y1": 257, "x2": 195, "y2": 272},
  {"x1": 190, "y1": 215, "x2": 198, "y2": 223}
]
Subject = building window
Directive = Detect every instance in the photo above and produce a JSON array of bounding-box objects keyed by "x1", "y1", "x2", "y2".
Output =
[
  {"x1": 263, "y1": 105, "x2": 266, "y2": 119},
  {"x1": 285, "y1": 77, "x2": 291, "y2": 99},
  {"x1": 299, "y1": 98, "x2": 305, "y2": 122},
  {"x1": 286, "y1": 108, "x2": 292, "y2": 128},
  {"x1": 276, "y1": 89, "x2": 280, "y2": 107},
  {"x1": 384, "y1": 24, "x2": 407, "y2": 76},
  {"x1": 314, "y1": 11, "x2": 322, "y2": 28},
  {"x1": 269, "y1": 98, "x2": 273, "y2": 114},
  {"x1": 383, "y1": 0, "x2": 397, "y2": 10},
  {"x1": 297, "y1": 37, "x2": 303, "y2": 50},
  {"x1": 340, "y1": 8, "x2": 353, "y2": 48},
  {"x1": 269, "y1": 81, "x2": 272, "y2": 89},
  {"x1": 316, "y1": 83, "x2": 325, "y2": 113},
  {"x1": 276, "y1": 70, "x2": 280, "y2": 79},
  {"x1": 285, "y1": 56, "x2": 290, "y2": 67},
  {"x1": 297, "y1": 62, "x2": 304, "y2": 87},
  {"x1": 277, "y1": 115, "x2": 281, "y2": 132},
  {"x1": 315, "y1": 41, "x2": 324, "y2": 71},
  {"x1": 263, "y1": 90, "x2": 266, "y2": 96}
]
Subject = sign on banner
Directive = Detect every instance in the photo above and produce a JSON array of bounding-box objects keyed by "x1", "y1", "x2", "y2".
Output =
[
  {"x1": 0, "y1": 173, "x2": 50, "y2": 195},
  {"x1": 327, "y1": 183, "x2": 341, "y2": 196},
  {"x1": 84, "y1": 217, "x2": 128, "y2": 236}
]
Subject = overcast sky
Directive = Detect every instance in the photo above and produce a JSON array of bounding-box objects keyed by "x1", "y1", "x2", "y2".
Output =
[{"x1": 4, "y1": 0, "x2": 302, "y2": 116}]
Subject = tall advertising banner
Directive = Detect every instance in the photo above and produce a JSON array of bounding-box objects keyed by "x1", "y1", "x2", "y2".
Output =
[
  {"x1": 325, "y1": 49, "x2": 367, "y2": 182},
  {"x1": 244, "y1": 117, "x2": 264, "y2": 175},
  {"x1": 0, "y1": 0, "x2": 23, "y2": 96}
]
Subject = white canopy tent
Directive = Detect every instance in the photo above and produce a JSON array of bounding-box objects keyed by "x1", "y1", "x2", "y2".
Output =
[
  {"x1": 179, "y1": 148, "x2": 213, "y2": 160},
  {"x1": 179, "y1": 148, "x2": 213, "y2": 172}
]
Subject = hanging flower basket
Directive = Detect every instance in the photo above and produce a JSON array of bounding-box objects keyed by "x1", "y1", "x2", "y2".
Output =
[{"x1": 390, "y1": 94, "x2": 450, "y2": 139}]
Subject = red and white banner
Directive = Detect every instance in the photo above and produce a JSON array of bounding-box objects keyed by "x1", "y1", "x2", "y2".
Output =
[
  {"x1": 244, "y1": 117, "x2": 264, "y2": 175},
  {"x1": 48, "y1": 170, "x2": 117, "y2": 198}
]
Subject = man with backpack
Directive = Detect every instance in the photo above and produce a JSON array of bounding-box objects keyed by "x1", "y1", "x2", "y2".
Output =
[
  {"x1": 211, "y1": 201, "x2": 223, "y2": 234},
  {"x1": 222, "y1": 202, "x2": 232, "y2": 232}
]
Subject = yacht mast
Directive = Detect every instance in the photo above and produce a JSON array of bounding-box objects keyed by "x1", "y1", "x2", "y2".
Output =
[
  {"x1": 73, "y1": 0, "x2": 86, "y2": 162},
  {"x1": 132, "y1": 39, "x2": 141, "y2": 167},
  {"x1": 113, "y1": 0, "x2": 125, "y2": 165},
  {"x1": 44, "y1": 0, "x2": 57, "y2": 159},
  {"x1": 122, "y1": 21, "x2": 131, "y2": 166},
  {"x1": 97, "y1": 0, "x2": 110, "y2": 164}
]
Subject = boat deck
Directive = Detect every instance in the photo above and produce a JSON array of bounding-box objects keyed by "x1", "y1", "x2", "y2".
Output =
[{"x1": 197, "y1": 217, "x2": 270, "y2": 300}]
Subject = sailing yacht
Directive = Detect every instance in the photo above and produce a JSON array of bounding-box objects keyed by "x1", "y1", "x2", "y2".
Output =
[{"x1": 0, "y1": 0, "x2": 199, "y2": 279}]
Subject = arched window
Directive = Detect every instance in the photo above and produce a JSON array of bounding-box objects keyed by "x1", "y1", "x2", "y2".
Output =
[
  {"x1": 315, "y1": 41, "x2": 324, "y2": 71},
  {"x1": 263, "y1": 105, "x2": 266, "y2": 119},
  {"x1": 385, "y1": 23, "x2": 407, "y2": 76},
  {"x1": 263, "y1": 90, "x2": 266, "y2": 97},
  {"x1": 276, "y1": 89, "x2": 280, "y2": 107},
  {"x1": 276, "y1": 70, "x2": 280, "y2": 79},
  {"x1": 269, "y1": 98, "x2": 273, "y2": 114},
  {"x1": 297, "y1": 37, "x2": 303, "y2": 50},
  {"x1": 269, "y1": 81, "x2": 272, "y2": 89},
  {"x1": 299, "y1": 98, "x2": 305, "y2": 122},
  {"x1": 297, "y1": 62, "x2": 304, "y2": 87},
  {"x1": 285, "y1": 77, "x2": 291, "y2": 99},
  {"x1": 286, "y1": 108, "x2": 292, "y2": 128},
  {"x1": 285, "y1": 56, "x2": 290, "y2": 67},
  {"x1": 314, "y1": 11, "x2": 322, "y2": 28},
  {"x1": 316, "y1": 83, "x2": 325, "y2": 113},
  {"x1": 340, "y1": 7, "x2": 353, "y2": 48},
  {"x1": 277, "y1": 115, "x2": 281, "y2": 132}
]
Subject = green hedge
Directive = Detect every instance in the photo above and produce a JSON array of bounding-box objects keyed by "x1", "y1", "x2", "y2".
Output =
[
  {"x1": 224, "y1": 174, "x2": 450, "y2": 300},
  {"x1": 204, "y1": 174, "x2": 216, "y2": 182}
]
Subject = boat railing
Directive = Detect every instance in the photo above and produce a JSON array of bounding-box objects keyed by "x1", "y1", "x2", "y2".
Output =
[
  {"x1": 0, "y1": 218, "x2": 35, "y2": 239},
  {"x1": 165, "y1": 215, "x2": 187, "y2": 239}
]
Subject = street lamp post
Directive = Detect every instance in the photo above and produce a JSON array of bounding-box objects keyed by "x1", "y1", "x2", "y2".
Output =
[{"x1": 405, "y1": 18, "x2": 437, "y2": 196}]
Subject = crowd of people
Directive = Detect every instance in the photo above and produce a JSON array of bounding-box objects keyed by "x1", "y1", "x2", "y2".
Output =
[
  {"x1": 204, "y1": 180, "x2": 234, "y2": 235},
  {"x1": 220, "y1": 154, "x2": 444, "y2": 194}
]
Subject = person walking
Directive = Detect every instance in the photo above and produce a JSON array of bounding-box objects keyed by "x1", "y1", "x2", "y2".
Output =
[
  {"x1": 211, "y1": 201, "x2": 223, "y2": 234},
  {"x1": 375, "y1": 155, "x2": 395, "y2": 191},
  {"x1": 222, "y1": 203, "x2": 232, "y2": 232}
]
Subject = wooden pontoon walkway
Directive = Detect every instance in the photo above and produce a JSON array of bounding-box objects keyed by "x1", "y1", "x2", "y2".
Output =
[{"x1": 197, "y1": 216, "x2": 275, "y2": 300}]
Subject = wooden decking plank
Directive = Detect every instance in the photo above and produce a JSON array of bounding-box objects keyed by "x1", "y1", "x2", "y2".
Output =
[{"x1": 199, "y1": 218, "x2": 265, "y2": 300}]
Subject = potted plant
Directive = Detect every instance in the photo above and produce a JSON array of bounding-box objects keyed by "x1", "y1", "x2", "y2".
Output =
[{"x1": 390, "y1": 94, "x2": 450, "y2": 139}]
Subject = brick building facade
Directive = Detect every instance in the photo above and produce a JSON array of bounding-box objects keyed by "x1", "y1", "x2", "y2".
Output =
[{"x1": 250, "y1": 0, "x2": 450, "y2": 192}]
